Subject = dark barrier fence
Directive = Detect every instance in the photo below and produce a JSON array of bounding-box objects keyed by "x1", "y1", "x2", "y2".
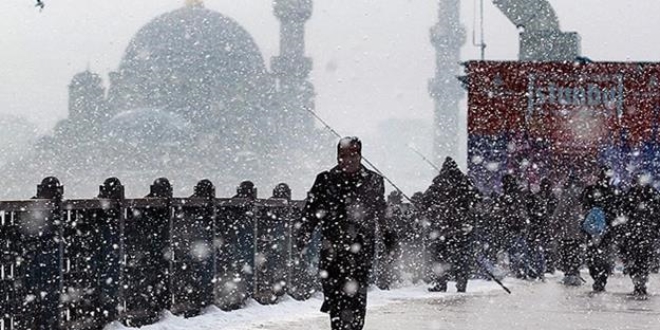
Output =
[
  {"x1": 0, "y1": 177, "x2": 325, "y2": 330},
  {"x1": 0, "y1": 177, "x2": 424, "y2": 330}
]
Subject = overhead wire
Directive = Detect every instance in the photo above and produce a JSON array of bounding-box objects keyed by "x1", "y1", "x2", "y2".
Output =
[{"x1": 302, "y1": 107, "x2": 416, "y2": 204}]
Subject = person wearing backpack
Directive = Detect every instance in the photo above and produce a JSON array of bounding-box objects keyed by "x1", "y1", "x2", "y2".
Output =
[
  {"x1": 423, "y1": 157, "x2": 480, "y2": 293},
  {"x1": 581, "y1": 166, "x2": 617, "y2": 292},
  {"x1": 620, "y1": 173, "x2": 660, "y2": 296}
]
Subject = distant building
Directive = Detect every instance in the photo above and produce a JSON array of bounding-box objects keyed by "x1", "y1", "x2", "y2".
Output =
[{"x1": 1, "y1": 1, "x2": 329, "y2": 198}]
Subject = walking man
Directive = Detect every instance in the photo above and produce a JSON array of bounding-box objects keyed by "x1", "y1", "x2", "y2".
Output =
[
  {"x1": 422, "y1": 157, "x2": 479, "y2": 292},
  {"x1": 620, "y1": 173, "x2": 660, "y2": 296},
  {"x1": 296, "y1": 137, "x2": 396, "y2": 330},
  {"x1": 527, "y1": 178, "x2": 557, "y2": 279},
  {"x1": 581, "y1": 166, "x2": 617, "y2": 292},
  {"x1": 553, "y1": 174, "x2": 586, "y2": 286},
  {"x1": 495, "y1": 174, "x2": 531, "y2": 279}
]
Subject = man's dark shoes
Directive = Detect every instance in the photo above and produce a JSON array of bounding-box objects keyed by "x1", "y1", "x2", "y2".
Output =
[
  {"x1": 428, "y1": 283, "x2": 447, "y2": 292},
  {"x1": 592, "y1": 282, "x2": 606, "y2": 293}
]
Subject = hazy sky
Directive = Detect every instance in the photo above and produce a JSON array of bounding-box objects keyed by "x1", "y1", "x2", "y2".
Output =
[{"x1": 1, "y1": 0, "x2": 660, "y2": 137}]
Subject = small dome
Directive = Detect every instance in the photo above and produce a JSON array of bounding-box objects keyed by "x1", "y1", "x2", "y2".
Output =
[{"x1": 104, "y1": 108, "x2": 193, "y2": 146}]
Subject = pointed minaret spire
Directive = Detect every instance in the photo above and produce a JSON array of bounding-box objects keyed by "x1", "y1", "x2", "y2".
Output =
[
  {"x1": 185, "y1": 0, "x2": 203, "y2": 8},
  {"x1": 272, "y1": 0, "x2": 315, "y2": 143},
  {"x1": 429, "y1": 0, "x2": 466, "y2": 165}
]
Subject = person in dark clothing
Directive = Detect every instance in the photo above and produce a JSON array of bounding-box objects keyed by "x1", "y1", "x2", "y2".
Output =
[
  {"x1": 581, "y1": 166, "x2": 617, "y2": 292},
  {"x1": 527, "y1": 178, "x2": 557, "y2": 279},
  {"x1": 375, "y1": 191, "x2": 406, "y2": 289},
  {"x1": 620, "y1": 173, "x2": 660, "y2": 296},
  {"x1": 472, "y1": 191, "x2": 503, "y2": 280},
  {"x1": 553, "y1": 174, "x2": 586, "y2": 286},
  {"x1": 422, "y1": 157, "x2": 479, "y2": 292},
  {"x1": 296, "y1": 137, "x2": 395, "y2": 330},
  {"x1": 410, "y1": 191, "x2": 431, "y2": 283},
  {"x1": 494, "y1": 174, "x2": 531, "y2": 279},
  {"x1": 476, "y1": 191, "x2": 505, "y2": 277}
]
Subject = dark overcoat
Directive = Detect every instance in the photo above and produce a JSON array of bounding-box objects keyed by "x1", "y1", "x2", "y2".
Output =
[{"x1": 297, "y1": 165, "x2": 389, "y2": 314}]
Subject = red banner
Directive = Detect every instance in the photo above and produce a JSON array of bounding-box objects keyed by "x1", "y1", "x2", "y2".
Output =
[
  {"x1": 466, "y1": 61, "x2": 660, "y2": 190},
  {"x1": 467, "y1": 61, "x2": 660, "y2": 149}
]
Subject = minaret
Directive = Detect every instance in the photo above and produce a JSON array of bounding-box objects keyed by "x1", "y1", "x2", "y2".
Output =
[
  {"x1": 272, "y1": 0, "x2": 315, "y2": 143},
  {"x1": 69, "y1": 70, "x2": 106, "y2": 125},
  {"x1": 185, "y1": 0, "x2": 204, "y2": 7},
  {"x1": 429, "y1": 0, "x2": 466, "y2": 165}
]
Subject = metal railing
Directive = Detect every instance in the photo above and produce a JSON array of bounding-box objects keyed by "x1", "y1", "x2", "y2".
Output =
[{"x1": 0, "y1": 177, "x2": 320, "y2": 330}]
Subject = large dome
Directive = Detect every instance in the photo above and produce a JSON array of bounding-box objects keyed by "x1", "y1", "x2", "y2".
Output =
[
  {"x1": 122, "y1": 4, "x2": 267, "y2": 75},
  {"x1": 107, "y1": 4, "x2": 272, "y2": 127}
]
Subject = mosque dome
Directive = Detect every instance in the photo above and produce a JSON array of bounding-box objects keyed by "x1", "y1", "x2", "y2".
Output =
[
  {"x1": 104, "y1": 108, "x2": 193, "y2": 146},
  {"x1": 108, "y1": 3, "x2": 272, "y2": 126}
]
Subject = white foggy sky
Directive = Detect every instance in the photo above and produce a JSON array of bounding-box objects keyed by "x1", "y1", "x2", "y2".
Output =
[{"x1": 1, "y1": 0, "x2": 659, "y2": 137}]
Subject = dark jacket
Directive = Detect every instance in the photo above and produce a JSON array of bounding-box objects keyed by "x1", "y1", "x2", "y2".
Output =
[
  {"x1": 527, "y1": 189, "x2": 557, "y2": 243},
  {"x1": 581, "y1": 180, "x2": 616, "y2": 218},
  {"x1": 553, "y1": 182, "x2": 585, "y2": 241},
  {"x1": 621, "y1": 184, "x2": 660, "y2": 247},
  {"x1": 493, "y1": 183, "x2": 528, "y2": 238},
  {"x1": 422, "y1": 158, "x2": 479, "y2": 239},
  {"x1": 297, "y1": 165, "x2": 390, "y2": 285},
  {"x1": 386, "y1": 200, "x2": 413, "y2": 241}
]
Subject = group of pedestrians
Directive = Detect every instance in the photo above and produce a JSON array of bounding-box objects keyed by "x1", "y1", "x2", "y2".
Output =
[
  {"x1": 410, "y1": 163, "x2": 660, "y2": 297},
  {"x1": 416, "y1": 163, "x2": 660, "y2": 294},
  {"x1": 295, "y1": 137, "x2": 660, "y2": 330}
]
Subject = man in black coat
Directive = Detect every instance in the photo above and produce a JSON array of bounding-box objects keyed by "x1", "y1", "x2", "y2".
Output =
[
  {"x1": 375, "y1": 190, "x2": 406, "y2": 289},
  {"x1": 422, "y1": 157, "x2": 479, "y2": 292},
  {"x1": 581, "y1": 166, "x2": 617, "y2": 292},
  {"x1": 620, "y1": 173, "x2": 660, "y2": 296},
  {"x1": 297, "y1": 137, "x2": 394, "y2": 330},
  {"x1": 553, "y1": 173, "x2": 586, "y2": 286},
  {"x1": 495, "y1": 174, "x2": 530, "y2": 279},
  {"x1": 527, "y1": 178, "x2": 557, "y2": 278}
]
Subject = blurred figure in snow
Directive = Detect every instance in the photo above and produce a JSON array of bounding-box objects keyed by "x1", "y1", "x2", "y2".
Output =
[
  {"x1": 581, "y1": 166, "x2": 617, "y2": 292},
  {"x1": 526, "y1": 177, "x2": 557, "y2": 279},
  {"x1": 494, "y1": 174, "x2": 531, "y2": 279},
  {"x1": 553, "y1": 173, "x2": 586, "y2": 286},
  {"x1": 374, "y1": 190, "x2": 406, "y2": 289},
  {"x1": 422, "y1": 157, "x2": 480, "y2": 292},
  {"x1": 619, "y1": 172, "x2": 660, "y2": 296}
]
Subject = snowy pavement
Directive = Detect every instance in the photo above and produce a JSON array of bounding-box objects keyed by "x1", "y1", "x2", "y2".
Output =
[{"x1": 106, "y1": 273, "x2": 660, "y2": 330}]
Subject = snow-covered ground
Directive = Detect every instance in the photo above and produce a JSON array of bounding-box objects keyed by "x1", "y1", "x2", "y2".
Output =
[
  {"x1": 105, "y1": 279, "x2": 507, "y2": 330},
  {"x1": 106, "y1": 273, "x2": 660, "y2": 330}
]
